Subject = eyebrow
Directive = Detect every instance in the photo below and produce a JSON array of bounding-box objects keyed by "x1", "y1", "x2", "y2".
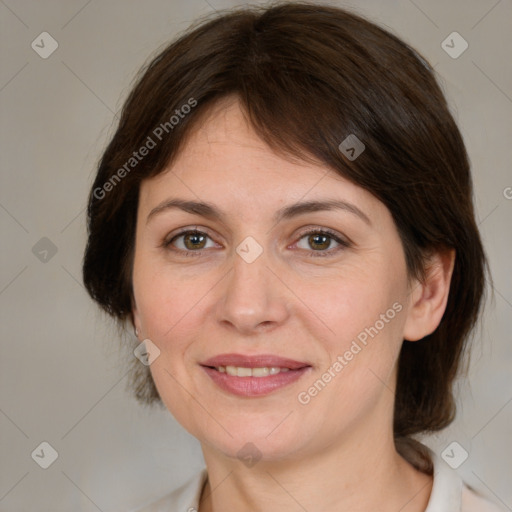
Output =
[{"x1": 146, "y1": 197, "x2": 371, "y2": 226}]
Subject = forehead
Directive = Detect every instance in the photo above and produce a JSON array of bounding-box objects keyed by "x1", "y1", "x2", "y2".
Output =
[
  {"x1": 138, "y1": 97, "x2": 385, "y2": 225},
  {"x1": 169, "y1": 97, "x2": 326, "y2": 180}
]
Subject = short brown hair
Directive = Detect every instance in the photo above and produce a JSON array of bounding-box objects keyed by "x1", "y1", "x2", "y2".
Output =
[{"x1": 83, "y1": 2, "x2": 487, "y2": 440}]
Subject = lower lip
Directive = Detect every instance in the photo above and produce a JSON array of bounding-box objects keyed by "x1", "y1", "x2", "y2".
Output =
[{"x1": 201, "y1": 366, "x2": 311, "y2": 397}]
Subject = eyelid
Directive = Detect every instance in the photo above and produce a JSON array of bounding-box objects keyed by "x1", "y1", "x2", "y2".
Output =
[
  {"x1": 162, "y1": 226, "x2": 218, "y2": 249},
  {"x1": 162, "y1": 225, "x2": 351, "y2": 256},
  {"x1": 294, "y1": 226, "x2": 351, "y2": 246},
  {"x1": 291, "y1": 226, "x2": 351, "y2": 257}
]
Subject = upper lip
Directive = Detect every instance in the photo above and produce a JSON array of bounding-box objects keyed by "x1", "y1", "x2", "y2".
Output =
[{"x1": 201, "y1": 353, "x2": 311, "y2": 370}]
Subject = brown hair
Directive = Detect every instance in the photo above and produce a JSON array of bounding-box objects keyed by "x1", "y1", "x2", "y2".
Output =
[{"x1": 82, "y1": 2, "x2": 487, "y2": 440}]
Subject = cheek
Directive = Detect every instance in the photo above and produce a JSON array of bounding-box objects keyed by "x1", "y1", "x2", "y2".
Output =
[
  {"x1": 133, "y1": 257, "x2": 206, "y2": 338},
  {"x1": 304, "y1": 264, "x2": 404, "y2": 348},
  {"x1": 298, "y1": 264, "x2": 407, "y2": 402}
]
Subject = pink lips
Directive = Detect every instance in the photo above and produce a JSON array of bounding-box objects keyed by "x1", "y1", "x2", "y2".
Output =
[
  {"x1": 201, "y1": 353, "x2": 310, "y2": 370},
  {"x1": 200, "y1": 353, "x2": 312, "y2": 397}
]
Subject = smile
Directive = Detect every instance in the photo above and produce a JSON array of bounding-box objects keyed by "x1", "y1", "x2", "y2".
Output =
[
  {"x1": 200, "y1": 353, "x2": 312, "y2": 397},
  {"x1": 214, "y1": 365, "x2": 291, "y2": 377}
]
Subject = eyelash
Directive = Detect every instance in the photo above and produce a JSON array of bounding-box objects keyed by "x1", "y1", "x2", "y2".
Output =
[{"x1": 162, "y1": 227, "x2": 350, "y2": 258}]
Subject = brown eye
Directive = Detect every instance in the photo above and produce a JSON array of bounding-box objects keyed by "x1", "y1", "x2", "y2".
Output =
[
  {"x1": 165, "y1": 230, "x2": 216, "y2": 254},
  {"x1": 307, "y1": 233, "x2": 332, "y2": 251},
  {"x1": 295, "y1": 229, "x2": 349, "y2": 257},
  {"x1": 182, "y1": 231, "x2": 207, "y2": 250}
]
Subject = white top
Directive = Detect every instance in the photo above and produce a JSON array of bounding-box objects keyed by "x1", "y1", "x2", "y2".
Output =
[{"x1": 134, "y1": 449, "x2": 505, "y2": 511}]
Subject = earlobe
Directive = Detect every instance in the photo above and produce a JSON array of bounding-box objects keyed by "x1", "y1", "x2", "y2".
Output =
[
  {"x1": 403, "y1": 249, "x2": 455, "y2": 342},
  {"x1": 131, "y1": 298, "x2": 142, "y2": 338}
]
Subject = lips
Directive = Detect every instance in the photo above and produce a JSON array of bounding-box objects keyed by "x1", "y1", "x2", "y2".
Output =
[
  {"x1": 201, "y1": 353, "x2": 310, "y2": 370},
  {"x1": 200, "y1": 353, "x2": 312, "y2": 397}
]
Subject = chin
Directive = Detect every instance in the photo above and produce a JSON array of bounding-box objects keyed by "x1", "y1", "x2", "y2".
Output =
[{"x1": 197, "y1": 417, "x2": 318, "y2": 464}]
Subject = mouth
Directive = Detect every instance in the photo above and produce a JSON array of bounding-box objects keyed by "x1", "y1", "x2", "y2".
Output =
[
  {"x1": 209, "y1": 365, "x2": 296, "y2": 376},
  {"x1": 200, "y1": 353, "x2": 312, "y2": 397}
]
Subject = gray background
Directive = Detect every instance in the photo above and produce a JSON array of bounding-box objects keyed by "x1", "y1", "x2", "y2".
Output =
[{"x1": 1, "y1": 0, "x2": 511, "y2": 510}]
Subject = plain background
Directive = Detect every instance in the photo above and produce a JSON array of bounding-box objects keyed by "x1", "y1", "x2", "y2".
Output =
[{"x1": 0, "y1": 0, "x2": 511, "y2": 510}]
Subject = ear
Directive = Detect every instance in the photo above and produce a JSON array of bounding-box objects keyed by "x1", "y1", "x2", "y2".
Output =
[
  {"x1": 403, "y1": 249, "x2": 455, "y2": 341},
  {"x1": 131, "y1": 297, "x2": 142, "y2": 339}
]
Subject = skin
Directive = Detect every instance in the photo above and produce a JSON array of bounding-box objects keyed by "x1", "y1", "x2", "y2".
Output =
[{"x1": 132, "y1": 96, "x2": 455, "y2": 511}]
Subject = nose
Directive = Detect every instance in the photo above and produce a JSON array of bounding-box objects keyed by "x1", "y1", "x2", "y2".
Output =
[{"x1": 216, "y1": 247, "x2": 290, "y2": 335}]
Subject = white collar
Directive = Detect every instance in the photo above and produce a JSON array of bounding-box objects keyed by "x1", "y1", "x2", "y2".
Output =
[{"x1": 425, "y1": 447, "x2": 463, "y2": 511}]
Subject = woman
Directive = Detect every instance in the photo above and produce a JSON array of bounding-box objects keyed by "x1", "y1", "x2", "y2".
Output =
[{"x1": 83, "y1": 3, "x2": 503, "y2": 510}]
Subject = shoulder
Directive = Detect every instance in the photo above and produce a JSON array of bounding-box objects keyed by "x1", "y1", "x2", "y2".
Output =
[
  {"x1": 461, "y1": 484, "x2": 507, "y2": 512},
  {"x1": 132, "y1": 468, "x2": 207, "y2": 512},
  {"x1": 399, "y1": 439, "x2": 506, "y2": 512}
]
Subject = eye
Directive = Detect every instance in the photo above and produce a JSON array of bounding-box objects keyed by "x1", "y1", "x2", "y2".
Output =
[
  {"x1": 162, "y1": 227, "x2": 350, "y2": 258},
  {"x1": 294, "y1": 228, "x2": 350, "y2": 257},
  {"x1": 164, "y1": 229, "x2": 217, "y2": 256}
]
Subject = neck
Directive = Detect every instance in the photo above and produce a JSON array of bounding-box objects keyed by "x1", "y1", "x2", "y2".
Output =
[{"x1": 198, "y1": 412, "x2": 433, "y2": 511}]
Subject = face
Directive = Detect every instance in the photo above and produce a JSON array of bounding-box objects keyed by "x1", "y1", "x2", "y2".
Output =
[{"x1": 132, "y1": 97, "x2": 415, "y2": 463}]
